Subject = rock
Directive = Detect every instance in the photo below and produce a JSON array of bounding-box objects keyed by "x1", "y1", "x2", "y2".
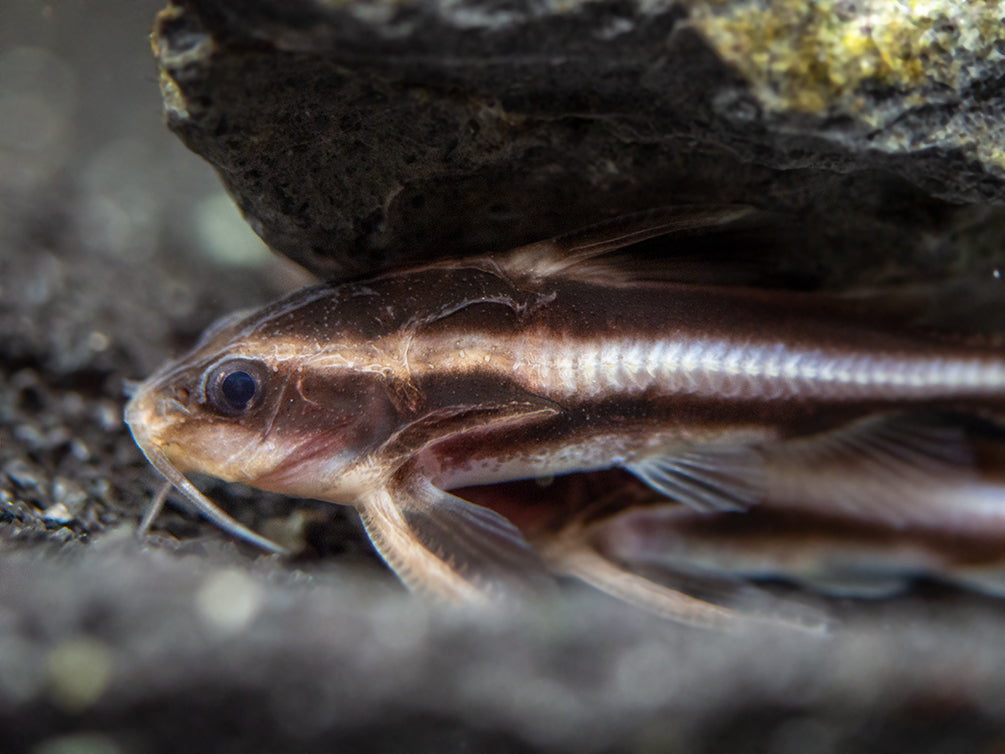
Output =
[{"x1": 153, "y1": 0, "x2": 1005, "y2": 280}]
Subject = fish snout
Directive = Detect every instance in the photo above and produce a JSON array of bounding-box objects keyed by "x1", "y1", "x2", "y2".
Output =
[{"x1": 124, "y1": 378, "x2": 190, "y2": 456}]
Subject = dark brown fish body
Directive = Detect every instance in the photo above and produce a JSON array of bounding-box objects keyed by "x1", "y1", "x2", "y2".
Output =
[{"x1": 126, "y1": 208, "x2": 1005, "y2": 628}]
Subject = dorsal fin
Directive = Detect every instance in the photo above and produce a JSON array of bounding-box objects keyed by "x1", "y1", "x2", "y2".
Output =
[{"x1": 500, "y1": 205, "x2": 753, "y2": 283}]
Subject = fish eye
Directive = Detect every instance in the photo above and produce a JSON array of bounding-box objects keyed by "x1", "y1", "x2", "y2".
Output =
[{"x1": 204, "y1": 359, "x2": 268, "y2": 416}]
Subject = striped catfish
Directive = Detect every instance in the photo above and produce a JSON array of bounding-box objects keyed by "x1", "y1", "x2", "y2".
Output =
[{"x1": 125, "y1": 207, "x2": 1005, "y2": 629}]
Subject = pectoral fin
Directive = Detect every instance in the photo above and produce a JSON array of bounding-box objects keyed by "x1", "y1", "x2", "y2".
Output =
[
  {"x1": 624, "y1": 443, "x2": 767, "y2": 513},
  {"x1": 358, "y1": 476, "x2": 553, "y2": 602}
]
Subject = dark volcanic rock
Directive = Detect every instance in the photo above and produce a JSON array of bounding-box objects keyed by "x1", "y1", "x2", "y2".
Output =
[{"x1": 154, "y1": 0, "x2": 1005, "y2": 279}]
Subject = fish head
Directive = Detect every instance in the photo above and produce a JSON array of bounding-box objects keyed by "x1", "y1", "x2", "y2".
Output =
[{"x1": 125, "y1": 300, "x2": 402, "y2": 508}]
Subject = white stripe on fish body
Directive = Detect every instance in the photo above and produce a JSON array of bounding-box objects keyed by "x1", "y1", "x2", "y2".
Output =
[
  {"x1": 645, "y1": 341, "x2": 668, "y2": 383},
  {"x1": 575, "y1": 343, "x2": 600, "y2": 395},
  {"x1": 294, "y1": 333, "x2": 1004, "y2": 402},
  {"x1": 518, "y1": 337, "x2": 1005, "y2": 402},
  {"x1": 556, "y1": 342, "x2": 577, "y2": 394}
]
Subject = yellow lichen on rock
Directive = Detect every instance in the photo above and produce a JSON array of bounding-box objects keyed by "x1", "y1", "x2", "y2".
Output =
[{"x1": 688, "y1": 0, "x2": 1005, "y2": 117}]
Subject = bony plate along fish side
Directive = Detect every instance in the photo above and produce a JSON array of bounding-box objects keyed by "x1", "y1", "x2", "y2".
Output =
[{"x1": 125, "y1": 206, "x2": 1005, "y2": 630}]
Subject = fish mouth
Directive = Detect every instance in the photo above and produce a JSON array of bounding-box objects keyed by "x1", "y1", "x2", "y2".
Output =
[{"x1": 124, "y1": 383, "x2": 289, "y2": 555}]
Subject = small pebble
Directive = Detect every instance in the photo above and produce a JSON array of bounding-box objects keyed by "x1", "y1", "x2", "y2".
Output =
[
  {"x1": 10, "y1": 368, "x2": 40, "y2": 391},
  {"x1": 69, "y1": 439, "x2": 90, "y2": 462},
  {"x1": 51, "y1": 476, "x2": 87, "y2": 512},
  {"x1": 93, "y1": 401, "x2": 121, "y2": 432},
  {"x1": 4, "y1": 459, "x2": 45, "y2": 490},
  {"x1": 41, "y1": 502, "x2": 73, "y2": 524},
  {"x1": 60, "y1": 391, "x2": 85, "y2": 417},
  {"x1": 12, "y1": 422, "x2": 47, "y2": 450}
]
